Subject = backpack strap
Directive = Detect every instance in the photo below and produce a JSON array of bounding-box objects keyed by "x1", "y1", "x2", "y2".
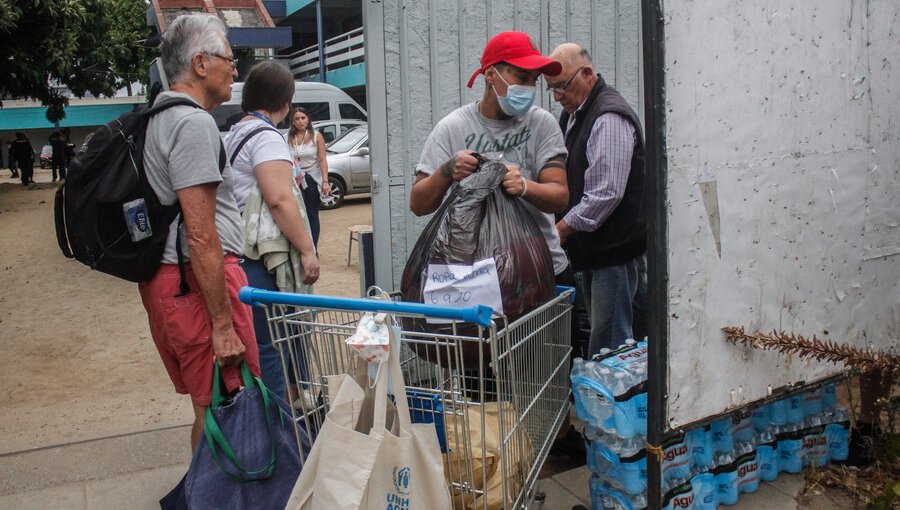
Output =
[
  {"x1": 228, "y1": 126, "x2": 283, "y2": 167},
  {"x1": 146, "y1": 96, "x2": 204, "y2": 117}
]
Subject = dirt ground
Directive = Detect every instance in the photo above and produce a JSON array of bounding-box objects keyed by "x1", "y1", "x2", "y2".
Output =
[{"x1": 0, "y1": 166, "x2": 372, "y2": 454}]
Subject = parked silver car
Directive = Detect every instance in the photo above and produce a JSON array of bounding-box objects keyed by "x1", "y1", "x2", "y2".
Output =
[
  {"x1": 313, "y1": 119, "x2": 366, "y2": 144},
  {"x1": 323, "y1": 126, "x2": 369, "y2": 210}
]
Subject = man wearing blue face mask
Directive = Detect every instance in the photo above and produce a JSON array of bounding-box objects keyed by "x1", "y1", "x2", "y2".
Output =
[
  {"x1": 411, "y1": 30, "x2": 572, "y2": 284},
  {"x1": 411, "y1": 31, "x2": 587, "y2": 461}
]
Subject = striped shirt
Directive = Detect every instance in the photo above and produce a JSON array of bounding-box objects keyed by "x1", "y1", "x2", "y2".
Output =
[{"x1": 563, "y1": 112, "x2": 636, "y2": 232}]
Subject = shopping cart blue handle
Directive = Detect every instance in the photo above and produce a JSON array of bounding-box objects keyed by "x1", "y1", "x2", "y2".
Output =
[
  {"x1": 556, "y1": 286, "x2": 576, "y2": 303},
  {"x1": 238, "y1": 287, "x2": 495, "y2": 328}
]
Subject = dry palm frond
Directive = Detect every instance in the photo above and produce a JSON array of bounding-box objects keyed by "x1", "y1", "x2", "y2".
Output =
[{"x1": 721, "y1": 326, "x2": 899, "y2": 377}]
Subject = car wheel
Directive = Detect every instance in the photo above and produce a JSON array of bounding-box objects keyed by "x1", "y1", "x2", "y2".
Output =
[{"x1": 321, "y1": 176, "x2": 345, "y2": 210}]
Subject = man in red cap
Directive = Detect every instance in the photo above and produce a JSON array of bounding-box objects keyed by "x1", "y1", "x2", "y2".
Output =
[
  {"x1": 411, "y1": 31, "x2": 589, "y2": 460},
  {"x1": 410, "y1": 31, "x2": 571, "y2": 278}
]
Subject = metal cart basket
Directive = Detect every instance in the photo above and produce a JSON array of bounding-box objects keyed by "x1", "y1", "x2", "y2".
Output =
[{"x1": 238, "y1": 287, "x2": 573, "y2": 510}]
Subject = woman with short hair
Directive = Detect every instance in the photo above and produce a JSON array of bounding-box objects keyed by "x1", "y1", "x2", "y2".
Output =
[{"x1": 225, "y1": 60, "x2": 319, "y2": 397}]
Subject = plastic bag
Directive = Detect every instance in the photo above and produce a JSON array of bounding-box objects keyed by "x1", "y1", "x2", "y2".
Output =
[{"x1": 401, "y1": 159, "x2": 555, "y2": 367}]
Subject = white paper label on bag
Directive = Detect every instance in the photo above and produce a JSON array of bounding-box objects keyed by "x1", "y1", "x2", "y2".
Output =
[{"x1": 423, "y1": 258, "x2": 502, "y2": 324}]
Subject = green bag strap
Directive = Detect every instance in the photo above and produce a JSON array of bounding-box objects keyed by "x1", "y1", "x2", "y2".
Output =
[{"x1": 202, "y1": 362, "x2": 286, "y2": 482}]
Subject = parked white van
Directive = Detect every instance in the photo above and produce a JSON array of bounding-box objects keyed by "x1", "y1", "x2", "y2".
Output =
[{"x1": 212, "y1": 81, "x2": 367, "y2": 134}]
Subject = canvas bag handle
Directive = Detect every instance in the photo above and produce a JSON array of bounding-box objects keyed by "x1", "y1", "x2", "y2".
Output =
[
  {"x1": 371, "y1": 322, "x2": 414, "y2": 437},
  {"x1": 202, "y1": 362, "x2": 284, "y2": 481}
]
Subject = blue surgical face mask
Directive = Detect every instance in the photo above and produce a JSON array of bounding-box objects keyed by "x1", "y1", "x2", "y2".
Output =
[{"x1": 492, "y1": 67, "x2": 536, "y2": 117}]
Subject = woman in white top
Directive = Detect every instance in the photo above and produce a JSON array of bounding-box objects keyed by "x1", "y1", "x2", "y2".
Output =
[
  {"x1": 287, "y1": 107, "x2": 329, "y2": 247},
  {"x1": 225, "y1": 61, "x2": 319, "y2": 398}
]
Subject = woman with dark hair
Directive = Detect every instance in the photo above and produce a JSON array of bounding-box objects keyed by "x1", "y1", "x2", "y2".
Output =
[
  {"x1": 287, "y1": 107, "x2": 330, "y2": 247},
  {"x1": 225, "y1": 60, "x2": 319, "y2": 397}
]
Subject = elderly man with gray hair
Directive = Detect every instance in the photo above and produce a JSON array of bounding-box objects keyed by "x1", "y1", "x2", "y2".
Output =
[{"x1": 138, "y1": 13, "x2": 260, "y2": 451}]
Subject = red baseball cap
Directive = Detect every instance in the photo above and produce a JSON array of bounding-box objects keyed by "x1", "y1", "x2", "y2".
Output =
[{"x1": 466, "y1": 31, "x2": 562, "y2": 88}]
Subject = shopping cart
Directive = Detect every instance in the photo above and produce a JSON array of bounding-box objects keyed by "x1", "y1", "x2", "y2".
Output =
[{"x1": 238, "y1": 286, "x2": 574, "y2": 510}]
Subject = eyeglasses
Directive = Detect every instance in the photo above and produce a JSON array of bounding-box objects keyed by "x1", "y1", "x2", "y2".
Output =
[
  {"x1": 546, "y1": 65, "x2": 586, "y2": 94},
  {"x1": 204, "y1": 52, "x2": 238, "y2": 69}
]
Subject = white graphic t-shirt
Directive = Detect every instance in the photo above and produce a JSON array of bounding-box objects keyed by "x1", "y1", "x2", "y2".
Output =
[{"x1": 416, "y1": 102, "x2": 569, "y2": 274}]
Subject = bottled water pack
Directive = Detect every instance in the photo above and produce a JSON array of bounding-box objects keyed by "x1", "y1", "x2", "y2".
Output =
[
  {"x1": 654, "y1": 384, "x2": 850, "y2": 510},
  {"x1": 578, "y1": 340, "x2": 849, "y2": 510},
  {"x1": 585, "y1": 426, "x2": 648, "y2": 496},
  {"x1": 572, "y1": 340, "x2": 648, "y2": 438}
]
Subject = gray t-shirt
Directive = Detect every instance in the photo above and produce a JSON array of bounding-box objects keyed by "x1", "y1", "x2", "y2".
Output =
[
  {"x1": 143, "y1": 91, "x2": 244, "y2": 263},
  {"x1": 416, "y1": 102, "x2": 569, "y2": 274}
]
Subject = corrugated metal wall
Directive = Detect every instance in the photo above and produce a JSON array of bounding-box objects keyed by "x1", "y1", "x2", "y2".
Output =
[{"x1": 364, "y1": 0, "x2": 643, "y2": 289}]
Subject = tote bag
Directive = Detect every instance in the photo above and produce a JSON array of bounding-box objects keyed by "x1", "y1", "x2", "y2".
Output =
[
  {"x1": 286, "y1": 323, "x2": 451, "y2": 509},
  {"x1": 183, "y1": 362, "x2": 308, "y2": 509}
]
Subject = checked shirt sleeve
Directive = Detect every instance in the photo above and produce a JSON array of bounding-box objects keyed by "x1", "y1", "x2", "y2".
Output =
[{"x1": 563, "y1": 113, "x2": 636, "y2": 233}]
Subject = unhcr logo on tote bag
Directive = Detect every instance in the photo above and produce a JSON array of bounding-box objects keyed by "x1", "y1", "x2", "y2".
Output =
[{"x1": 386, "y1": 465, "x2": 411, "y2": 509}]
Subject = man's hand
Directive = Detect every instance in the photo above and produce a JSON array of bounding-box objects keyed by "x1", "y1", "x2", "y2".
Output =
[
  {"x1": 300, "y1": 250, "x2": 320, "y2": 285},
  {"x1": 502, "y1": 164, "x2": 526, "y2": 196},
  {"x1": 212, "y1": 325, "x2": 246, "y2": 367},
  {"x1": 556, "y1": 219, "x2": 576, "y2": 245},
  {"x1": 439, "y1": 150, "x2": 480, "y2": 182}
]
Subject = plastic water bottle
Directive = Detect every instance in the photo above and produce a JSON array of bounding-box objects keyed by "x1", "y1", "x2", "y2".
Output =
[
  {"x1": 685, "y1": 426, "x2": 714, "y2": 473},
  {"x1": 769, "y1": 398, "x2": 788, "y2": 427},
  {"x1": 662, "y1": 434, "x2": 692, "y2": 485},
  {"x1": 776, "y1": 423, "x2": 804, "y2": 474},
  {"x1": 662, "y1": 479, "x2": 695, "y2": 510},
  {"x1": 825, "y1": 408, "x2": 850, "y2": 461},
  {"x1": 786, "y1": 395, "x2": 804, "y2": 424},
  {"x1": 571, "y1": 357, "x2": 584, "y2": 380},
  {"x1": 734, "y1": 442, "x2": 759, "y2": 494},
  {"x1": 710, "y1": 418, "x2": 735, "y2": 466},
  {"x1": 611, "y1": 372, "x2": 639, "y2": 437},
  {"x1": 751, "y1": 404, "x2": 770, "y2": 432},
  {"x1": 714, "y1": 461, "x2": 739, "y2": 506},
  {"x1": 754, "y1": 429, "x2": 778, "y2": 482},
  {"x1": 732, "y1": 409, "x2": 754, "y2": 443},
  {"x1": 801, "y1": 417, "x2": 828, "y2": 468},
  {"x1": 591, "y1": 476, "x2": 646, "y2": 510},
  {"x1": 633, "y1": 368, "x2": 649, "y2": 437},
  {"x1": 803, "y1": 388, "x2": 823, "y2": 417},
  {"x1": 691, "y1": 472, "x2": 717, "y2": 510},
  {"x1": 821, "y1": 384, "x2": 837, "y2": 412},
  {"x1": 573, "y1": 362, "x2": 614, "y2": 428}
]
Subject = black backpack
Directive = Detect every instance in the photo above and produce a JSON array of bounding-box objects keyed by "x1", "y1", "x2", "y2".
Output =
[{"x1": 54, "y1": 97, "x2": 222, "y2": 291}]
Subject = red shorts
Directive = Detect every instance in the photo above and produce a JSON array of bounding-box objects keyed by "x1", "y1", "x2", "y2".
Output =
[{"x1": 139, "y1": 255, "x2": 260, "y2": 405}]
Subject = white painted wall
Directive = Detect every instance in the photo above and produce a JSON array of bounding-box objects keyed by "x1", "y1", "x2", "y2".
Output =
[
  {"x1": 662, "y1": 0, "x2": 899, "y2": 428},
  {"x1": 364, "y1": 0, "x2": 643, "y2": 290}
]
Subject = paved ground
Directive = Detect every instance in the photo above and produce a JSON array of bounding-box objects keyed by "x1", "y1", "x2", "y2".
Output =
[
  {"x1": 0, "y1": 428, "x2": 851, "y2": 510},
  {"x1": 0, "y1": 167, "x2": 856, "y2": 509}
]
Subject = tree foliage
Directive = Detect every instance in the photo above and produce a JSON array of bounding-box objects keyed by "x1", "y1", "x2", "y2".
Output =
[{"x1": 0, "y1": 0, "x2": 155, "y2": 108}]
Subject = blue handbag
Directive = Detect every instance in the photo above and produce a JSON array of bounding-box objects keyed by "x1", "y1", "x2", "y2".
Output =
[{"x1": 181, "y1": 361, "x2": 309, "y2": 509}]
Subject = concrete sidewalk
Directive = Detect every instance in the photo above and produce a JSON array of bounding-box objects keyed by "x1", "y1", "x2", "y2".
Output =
[
  {"x1": 538, "y1": 465, "x2": 854, "y2": 510},
  {"x1": 0, "y1": 427, "x2": 854, "y2": 509}
]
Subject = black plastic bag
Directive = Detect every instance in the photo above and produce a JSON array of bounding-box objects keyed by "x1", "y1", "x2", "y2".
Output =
[{"x1": 401, "y1": 159, "x2": 555, "y2": 367}]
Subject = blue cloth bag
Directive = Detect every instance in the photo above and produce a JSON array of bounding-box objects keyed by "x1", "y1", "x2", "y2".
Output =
[{"x1": 182, "y1": 361, "x2": 309, "y2": 509}]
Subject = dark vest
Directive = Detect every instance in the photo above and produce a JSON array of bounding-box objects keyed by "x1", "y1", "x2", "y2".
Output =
[{"x1": 559, "y1": 75, "x2": 646, "y2": 271}]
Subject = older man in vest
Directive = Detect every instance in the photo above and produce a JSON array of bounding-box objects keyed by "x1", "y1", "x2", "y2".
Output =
[{"x1": 548, "y1": 43, "x2": 646, "y2": 356}]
